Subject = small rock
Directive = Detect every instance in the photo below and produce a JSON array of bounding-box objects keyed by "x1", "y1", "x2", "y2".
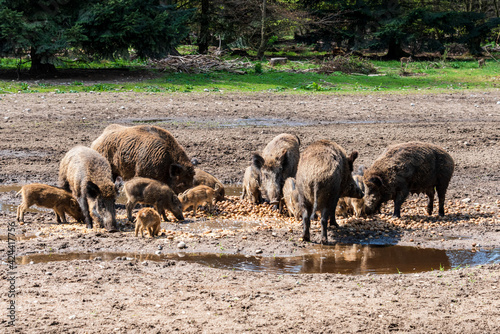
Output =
[
  {"x1": 94, "y1": 257, "x2": 102, "y2": 262},
  {"x1": 272, "y1": 232, "x2": 277, "y2": 237},
  {"x1": 255, "y1": 249, "x2": 263, "y2": 254},
  {"x1": 204, "y1": 88, "x2": 209, "y2": 92},
  {"x1": 177, "y1": 241, "x2": 187, "y2": 249},
  {"x1": 141, "y1": 261, "x2": 149, "y2": 266},
  {"x1": 472, "y1": 243, "x2": 477, "y2": 248},
  {"x1": 35, "y1": 231, "x2": 44, "y2": 237},
  {"x1": 157, "y1": 245, "x2": 163, "y2": 250},
  {"x1": 155, "y1": 250, "x2": 162, "y2": 255},
  {"x1": 125, "y1": 257, "x2": 134, "y2": 261},
  {"x1": 69, "y1": 315, "x2": 76, "y2": 320},
  {"x1": 45, "y1": 272, "x2": 52, "y2": 276},
  {"x1": 410, "y1": 103, "x2": 415, "y2": 106},
  {"x1": 462, "y1": 198, "x2": 471, "y2": 203}
]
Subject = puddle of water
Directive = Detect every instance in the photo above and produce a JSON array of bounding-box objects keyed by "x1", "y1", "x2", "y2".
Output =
[
  {"x1": 13, "y1": 245, "x2": 499, "y2": 275},
  {"x1": 127, "y1": 117, "x2": 311, "y2": 128}
]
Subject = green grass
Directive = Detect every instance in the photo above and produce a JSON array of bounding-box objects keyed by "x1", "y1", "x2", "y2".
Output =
[{"x1": 0, "y1": 57, "x2": 499, "y2": 95}]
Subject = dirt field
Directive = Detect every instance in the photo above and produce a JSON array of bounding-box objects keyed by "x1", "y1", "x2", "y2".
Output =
[{"x1": 1, "y1": 90, "x2": 499, "y2": 333}]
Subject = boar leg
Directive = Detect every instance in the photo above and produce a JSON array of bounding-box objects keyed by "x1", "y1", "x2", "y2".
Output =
[
  {"x1": 393, "y1": 190, "x2": 409, "y2": 218},
  {"x1": 302, "y1": 213, "x2": 311, "y2": 242},
  {"x1": 134, "y1": 221, "x2": 140, "y2": 237},
  {"x1": 17, "y1": 203, "x2": 27, "y2": 223},
  {"x1": 54, "y1": 206, "x2": 68, "y2": 223},
  {"x1": 426, "y1": 189, "x2": 435, "y2": 215},
  {"x1": 155, "y1": 204, "x2": 170, "y2": 222},
  {"x1": 78, "y1": 197, "x2": 93, "y2": 229},
  {"x1": 436, "y1": 185, "x2": 447, "y2": 216},
  {"x1": 320, "y1": 209, "x2": 333, "y2": 245},
  {"x1": 126, "y1": 200, "x2": 136, "y2": 222}
]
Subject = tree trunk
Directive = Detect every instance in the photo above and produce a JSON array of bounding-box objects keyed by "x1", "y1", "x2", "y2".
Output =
[
  {"x1": 256, "y1": 0, "x2": 267, "y2": 59},
  {"x1": 197, "y1": 0, "x2": 210, "y2": 54},
  {"x1": 383, "y1": 39, "x2": 409, "y2": 60},
  {"x1": 29, "y1": 48, "x2": 57, "y2": 77}
]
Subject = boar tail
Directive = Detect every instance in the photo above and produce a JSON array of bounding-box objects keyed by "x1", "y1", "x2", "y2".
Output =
[{"x1": 311, "y1": 182, "x2": 318, "y2": 220}]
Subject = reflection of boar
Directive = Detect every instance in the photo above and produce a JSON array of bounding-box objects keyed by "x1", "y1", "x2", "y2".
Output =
[
  {"x1": 193, "y1": 168, "x2": 225, "y2": 202},
  {"x1": 296, "y1": 140, "x2": 364, "y2": 244},
  {"x1": 363, "y1": 142, "x2": 454, "y2": 217},
  {"x1": 91, "y1": 124, "x2": 194, "y2": 193},
  {"x1": 59, "y1": 146, "x2": 118, "y2": 231},
  {"x1": 135, "y1": 207, "x2": 161, "y2": 238},
  {"x1": 16, "y1": 184, "x2": 84, "y2": 224},
  {"x1": 124, "y1": 177, "x2": 184, "y2": 223},
  {"x1": 282, "y1": 177, "x2": 301, "y2": 220},
  {"x1": 178, "y1": 185, "x2": 214, "y2": 215},
  {"x1": 253, "y1": 133, "x2": 300, "y2": 205},
  {"x1": 241, "y1": 165, "x2": 262, "y2": 204}
]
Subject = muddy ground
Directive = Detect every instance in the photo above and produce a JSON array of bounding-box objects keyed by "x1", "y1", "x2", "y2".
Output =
[{"x1": 0, "y1": 89, "x2": 499, "y2": 333}]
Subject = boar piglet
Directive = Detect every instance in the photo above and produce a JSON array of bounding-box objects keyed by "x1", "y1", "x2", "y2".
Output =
[
  {"x1": 59, "y1": 146, "x2": 118, "y2": 232},
  {"x1": 178, "y1": 185, "x2": 214, "y2": 216},
  {"x1": 91, "y1": 124, "x2": 195, "y2": 193},
  {"x1": 193, "y1": 168, "x2": 225, "y2": 202},
  {"x1": 253, "y1": 133, "x2": 300, "y2": 206},
  {"x1": 124, "y1": 177, "x2": 184, "y2": 222},
  {"x1": 282, "y1": 177, "x2": 301, "y2": 220},
  {"x1": 336, "y1": 168, "x2": 367, "y2": 217},
  {"x1": 135, "y1": 207, "x2": 162, "y2": 238},
  {"x1": 363, "y1": 141, "x2": 454, "y2": 218},
  {"x1": 16, "y1": 183, "x2": 84, "y2": 224},
  {"x1": 296, "y1": 140, "x2": 363, "y2": 244},
  {"x1": 241, "y1": 165, "x2": 262, "y2": 204}
]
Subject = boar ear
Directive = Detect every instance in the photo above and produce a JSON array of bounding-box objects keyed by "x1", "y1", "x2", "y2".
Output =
[
  {"x1": 280, "y1": 150, "x2": 288, "y2": 170},
  {"x1": 170, "y1": 164, "x2": 185, "y2": 177},
  {"x1": 86, "y1": 181, "x2": 101, "y2": 199},
  {"x1": 252, "y1": 153, "x2": 264, "y2": 169},
  {"x1": 347, "y1": 151, "x2": 359, "y2": 171},
  {"x1": 367, "y1": 175, "x2": 383, "y2": 188}
]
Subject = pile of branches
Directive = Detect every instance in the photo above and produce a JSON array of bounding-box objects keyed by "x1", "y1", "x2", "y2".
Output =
[
  {"x1": 317, "y1": 55, "x2": 377, "y2": 75},
  {"x1": 148, "y1": 55, "x2": 253, "y2": 74}
]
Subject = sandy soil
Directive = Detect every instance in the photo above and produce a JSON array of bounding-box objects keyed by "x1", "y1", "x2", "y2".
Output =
[{"x1": 0, "y1": 90, "x2": 499, "y2": 333}]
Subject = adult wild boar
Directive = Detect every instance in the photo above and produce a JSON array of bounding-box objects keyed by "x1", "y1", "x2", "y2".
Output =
[
  {"x1": 16, "y1": 183, "x2": 84, "y2": 224},
  {"x1": 253, "y1": 133, "x2": 300, "y2": 205},
  {"x1": 193, "y1": 168, "x2": 225, "y2": 202},
  {"x1": 296, "y1": 140, "x2": 363, "y2": 244},
  {"x1": 91, "y1": 124, "x2": 194, "y2": 193},
  {"x1": 363, "y1": 142, "x2": 454, "y2": 217},
  {"x1": 124, "y1": 177, "x2": 184, "y2": 222},
  {"x1": 59, "y1": 146, "x2": 118, "y2": 231},
  {"x1": 241, "y1": 165, "x2": 262, "y2": 204}
]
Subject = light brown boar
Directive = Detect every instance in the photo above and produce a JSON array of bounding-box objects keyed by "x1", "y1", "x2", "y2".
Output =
[
  {"x1": 124, "y1": 177, "x2": 184, "y2": 222},
  {"x1": 193, "y1": 168, "x2": 225, "y2": 202},
  {"x1": 282, "y1": 177, "x2": 301, "y2": 220},
  {"x1": 178, "y1": 185, "x2": 214, "y2": 216},
  {"x1": 135, "y1": 207, "x2": 161, "y2": 238},
  {"x1": 253, "y1": 133, "x2": 300, "y2": 206},
  {"x1": 336, "y1": 166, "x2": 366, "y2": 217},
  {"x1": 363, "y1": 142, "x2": 454, "y2": 218},
  {"x1": 16, "y1": 184, "x2": 84, "y2": 224},
  {"x1": 241, "y1": 165, "x2": 262, "y2": 204},
  {"x1": 296, "y1": 140, "x2": 364, "y2": 244},
  {"x1": 59, "y1": 146, "x2": 118, "y2": 231},
  {"x1": 90, "y1": 124, "x2": 195, "y2": 193}
]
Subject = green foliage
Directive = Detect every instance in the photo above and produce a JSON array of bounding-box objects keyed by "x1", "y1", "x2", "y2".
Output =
[{"x1": 254, "y1": 62, "x2": 263, "y2": 74}]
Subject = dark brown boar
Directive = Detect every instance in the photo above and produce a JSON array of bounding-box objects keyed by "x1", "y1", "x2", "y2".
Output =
[
  {"x1": 135, "y1": 207, "x2": 162, "y2": 238},
  {"x1": 124, "y1": 177, "x2": 184, "y2": 222},
  {"x1": 90, "y1": 124, "x2": 195, "y2": 193},
  {"x1": 178, "y1": 185, "x2": 214, "y2": 216},
  {"x1": 282, "y1": 177, "x2": 301, "y2": 220},
  {"x1": 241, "y1": 165, "x2": 262, "y2": 204},
  {"x1": 363, "y1": 141, "x2": 454, "y2": 217},
  {"x1": 16, "y1": 184, "x2": 84, "y2": 224},
  {"x1": 193, "y1": 168, "x2": 225, "y2": 202},
  {"x1": 296, "y1": 140, "x2": 364, "y2": 244},
  {"x1": 252, "y1": 133, "x2": 300, "y2": 205},
  {"x1": 59, "y1": 146, "x2": 118, "y2": 231}
]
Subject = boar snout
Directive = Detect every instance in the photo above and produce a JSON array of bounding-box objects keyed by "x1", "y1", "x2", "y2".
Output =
[{"x1": 93, "y1": 198, "x2": 117, "y2": 232}]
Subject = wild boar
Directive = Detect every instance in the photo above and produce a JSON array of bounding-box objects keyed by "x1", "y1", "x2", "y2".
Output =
[
  {"x1": 193, "y1": 168, "x2": 225, "y2": 202},
  {"x1": 178, "y1": 185, "x2": 214, "y2": 216},
  {"x1": 241, "y1": 165, "x2": 262, "y2": 204},
  {"x1": 282, "y1": 177, "x2": 301, "y2": 220},
  {"x1": 58, "y1": 146, "x2": 118, "y2": 231},
  {"x1": 363, "y1": 141, "x2": 454, "y2": 217},
  {"x1": 90, "y1": 124, "x2": 195, "y2": 193},
  {"x1": 336, "y1": 166, "x2": 366, "y2": 217},
  {"x1": 296, "y1": 140, "x2": 364, "y2": 244},
  {"x1": 253, "y1": 133, "x2": 300, "y2": 205},
  {"x1": 135, "y1": 207, "x2": 162, "y2": 238},
  {"x1": 16, "y1": 183, "x2": 84, "y2": 224},
  {"x1": 124, "y1": 177, "x2": 184, "y2": 222}
]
